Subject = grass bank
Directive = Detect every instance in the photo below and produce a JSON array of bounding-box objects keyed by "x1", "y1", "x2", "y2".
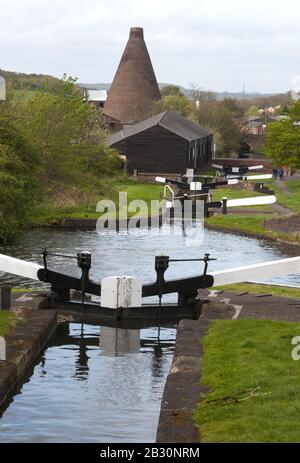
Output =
[
  {"x1": 272, "y1": 179, "x2": 300, "y2": 212},
  {"x1": 206, "y1": 213, "x2": 300, "y2": 244},
  {"x1": 195, "y1": 319, "x2": 300, "y2": 442},
  {"x1": 213, "y1": 282, "x2": 300, "y2": 299},
  {"x1": 27, "y1": 178, "x2": 163, "y2": 226},
  {"x1": 0, "y1": 312, "x2": 16, "y2": 336}
]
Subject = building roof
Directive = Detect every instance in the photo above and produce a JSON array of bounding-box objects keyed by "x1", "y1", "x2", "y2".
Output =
[
  {"x1": 108, "y1": 110, "x2": 212, "y2": 146},
  {"x1": 244, "y1": 115, "x2": 264, "y2": 122},
  {"x1": 269, "y1": 115, "x2": 288, "y2": 121},
  {"x1": 246, "y1": 120, "x2": 264, "y2": 128},
  {"x1": 103, "y1": 27, "x2": 161, "y2": 124},
  {"x1": 85, "y1": 89, "x2": 107, "y2": 102}
]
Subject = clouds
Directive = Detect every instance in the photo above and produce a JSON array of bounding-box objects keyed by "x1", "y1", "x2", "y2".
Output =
[{"x1": 0, "y1": 0, "x2": 299, "y2": 92}]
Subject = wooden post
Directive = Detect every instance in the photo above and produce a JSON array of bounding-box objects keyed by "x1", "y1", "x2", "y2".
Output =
[
  {"x1": 222, "y1": 197, "x2": 228, "y2": 215},
  {"x1": 101, "y1": 276, "x2": 142, "y2": 309},
  {"x1": 0, "y1": 286, "x2": 11, "y2": 311}
]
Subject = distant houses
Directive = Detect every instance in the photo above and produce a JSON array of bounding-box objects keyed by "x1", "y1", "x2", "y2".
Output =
[
  {"x1": 83, "y1": 88, "x2": 107, "y2": 108},
  {"x1": 242, "y1": 114, "x2": 287, "y2": 135}
]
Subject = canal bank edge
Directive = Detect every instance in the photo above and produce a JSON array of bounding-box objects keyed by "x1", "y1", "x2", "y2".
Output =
[
  {"x1": 0, "y1": 309, "x2": 57, "y2": 410},
  {"x1": 156, "y1": 317, "x2": 211, "y2": 443},
  {"x1": 206, "y1": 222, "x2": 300, "y2": 248}
]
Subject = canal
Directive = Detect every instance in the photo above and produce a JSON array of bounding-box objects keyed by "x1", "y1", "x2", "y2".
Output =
[{"x1": 0, "y1": 224, "x2": 299, "y2": 442}]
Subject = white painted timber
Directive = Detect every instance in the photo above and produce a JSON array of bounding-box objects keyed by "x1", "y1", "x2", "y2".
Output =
[
  {"x1": 227, "y1": 195, "x2": 276, "y2": 208},
  {"x1": 211, "y1": 256, "x2": 300, "y2": 287},
  {"x1": 190, "y1": 182, "x2": 202, "y2": 191},
  {"x1": 0, "y1": 253, "x2": 42, "y2": 280},
  {"x1": 248, "y1": 165, "x2": 263, "y2": 171},
  {"x1": 101, "y1": 276, "x2": 142, "y2": 309},
  {"x1": 0, "y1": 337, "x2": 6, "y2": 361},
  {"x1": 243, "y1": 174, "x2": 272, "y2": 181},
  {"x1": 227, "y1": 179, "x2": 239, "y2": 185}
]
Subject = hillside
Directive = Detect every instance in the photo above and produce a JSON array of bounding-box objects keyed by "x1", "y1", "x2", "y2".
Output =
[
  {"x1": 77, "y1": 81, "x2": 276, "y2": 101},
  {"x1": 0, "y1": 68, "x2": 62, "y2": 93}
]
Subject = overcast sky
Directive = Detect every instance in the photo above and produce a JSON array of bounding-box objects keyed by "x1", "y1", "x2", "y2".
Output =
[{"x1": 0, "y1": 0, "x2": 299, "y2": 93}]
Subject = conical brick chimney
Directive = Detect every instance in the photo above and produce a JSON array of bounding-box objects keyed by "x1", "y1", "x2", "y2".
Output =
[{"x1": 103, "y1": 27, "x2": 161, "y2": 125}]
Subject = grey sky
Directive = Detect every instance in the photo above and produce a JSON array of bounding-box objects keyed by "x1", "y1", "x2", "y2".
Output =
[{"x1": 0, "y1": 0, "x2": 299, "y2": 93}]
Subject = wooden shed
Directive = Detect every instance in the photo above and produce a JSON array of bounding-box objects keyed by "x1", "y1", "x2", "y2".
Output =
[{"x1": 108, "y1": 110, "x2": 213, "y2": 174}]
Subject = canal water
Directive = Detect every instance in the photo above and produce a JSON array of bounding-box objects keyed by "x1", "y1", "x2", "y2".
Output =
[{"x1": 0, "y1": 224, "x2": 299, "y2": 442}]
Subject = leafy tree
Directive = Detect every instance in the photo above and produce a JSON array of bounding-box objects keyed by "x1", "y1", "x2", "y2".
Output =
[
  {"x1": 193, "y1": 100, "x2": 242, "y2": 156},
  {"x1": 0, "y1": 114, "x2": 39, "y2": 242},
  {"x1": 246, "y1": 105, "x2": 260, "y2": 116},
  {"x1": 153, "y1": 94, "x2": 194, "y2": 117},
  {"x1": 264, "y1": 100, "x2": 300, "y2": 168},
  {"x1": 160, "y1": 85, "x2": 184, "y2": 98},
  {"x1": 12, "y1": 77, "x2": 121, "y2": 194}
]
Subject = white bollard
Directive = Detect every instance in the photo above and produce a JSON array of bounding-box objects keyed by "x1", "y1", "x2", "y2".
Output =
[
  {"x1": 0, "y1": 336, "x2": 6, "y2": 361},
  {"x1": 101, "y1": 276, "x2": 142, "y2": 309}
]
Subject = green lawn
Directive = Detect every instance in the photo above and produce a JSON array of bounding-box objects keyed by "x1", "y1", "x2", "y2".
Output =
[
  {"x1": 213, "y1": 282, "x2": 300, "y2": 299},
  {"x1": 211, "y1": 187, "x2": 261, "y2": 201},
  {"x1": 28, "y1": 180, "x2": 163, "y2": 226},
  {"x1": 211, "y1": 178, "x2": 300, "y2": 213},
  {"x1": 0, "y1": 311, "x2": 16, "y2": 337},
  {"x1": 206, "y1": 213, "x2": 300, "y2": 243},
  {"x1": 269, "y1": 179, "x2": 300, "y2": 212},
  {"x1": 211, "y1": 186, "x2": 274, "y2": 212},
  {"x1": 195, "y1": 319, "x2": 300, "y2": 443}
]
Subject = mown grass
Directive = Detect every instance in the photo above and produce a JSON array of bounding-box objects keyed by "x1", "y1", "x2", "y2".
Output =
[
  {"x1": 269, "y1": 179, "x2": 300, "y2": 212},
  {"x1": 213, "y1": 282, "x2": 300, "y2": 299},
  {"x1": 211, "y1": 186, "x2": 274, "y2": 212},
  {"x1": 206, "y1": 213, "x2": 300, "y2": 243},
  {"x1": 28, "y1": 179, "x2": 163, "y2": 226},
  {"x1": 195, "y1": 319, "x2": 300, "y2": 443},
  {"x1": 0, "y1": 311, "x2": 16, "y2": 337},
  {"x1": 212, "y1": 187, "x2": 261, "y2": 201}
]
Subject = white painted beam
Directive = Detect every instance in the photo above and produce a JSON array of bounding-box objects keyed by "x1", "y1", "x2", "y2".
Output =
[
  {"x1": 155, "y1": 176, "x2": 166, "y2": 184},
  {"x1": 227, "y1": 195, "x2": 276, "y2": 208},
  {"x1": 101, "y1": 276, "x2": 142, "y2": 309},
  {"x1": 243, "y1": 174, "x2": 272, "y2": 181},
  {"x1": 0, "y1": 337, "x2": 6, "y2": 361},
  {"x1": 211, "y1": 256, "x2": 300, "y2": 287},
  {"x1": 0, "y1": 253, "x2": 42, "y2": 280},
  {"x1": 248, "y1": 165, "x2": 264, "y2": 171}
]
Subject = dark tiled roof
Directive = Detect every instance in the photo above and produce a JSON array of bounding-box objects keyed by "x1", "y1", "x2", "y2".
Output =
[{"x1": 108, "y1": 110, "x2": 211, "y2": 146}]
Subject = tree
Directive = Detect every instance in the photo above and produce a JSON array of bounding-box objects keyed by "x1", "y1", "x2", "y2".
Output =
[
  {"x1": 160, "y1": 85, "x2": 184, "y2": 98},
  {"x1": 264, "y1": 100, "x2": 300, "y2": 168},
  {"x1": 0, "y1": 114, "x2": 39, "y2": 242},
  {"x1": 152, "y1": 94, "x2": 194, "y2": 117},
  {"x1": 11, "y1": 76, "x2": 121, "y2": 194},
  {"x1": 246, "y1": 105, "x2": 260, "y2": 116},
  {"x1": 192, "y1": 100, "x2": 242, "y2": 156}
]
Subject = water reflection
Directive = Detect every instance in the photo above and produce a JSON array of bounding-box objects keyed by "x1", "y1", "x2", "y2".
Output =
[
  {"x1": 0, "y1": 322, "x2": 176, "y2": 443},
  {"x1": 74, "y1": 324, "x2": 90, "y2": 380},
  {"x1": 100, "y1": 327, "x2": 140, "y2": 355}
]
